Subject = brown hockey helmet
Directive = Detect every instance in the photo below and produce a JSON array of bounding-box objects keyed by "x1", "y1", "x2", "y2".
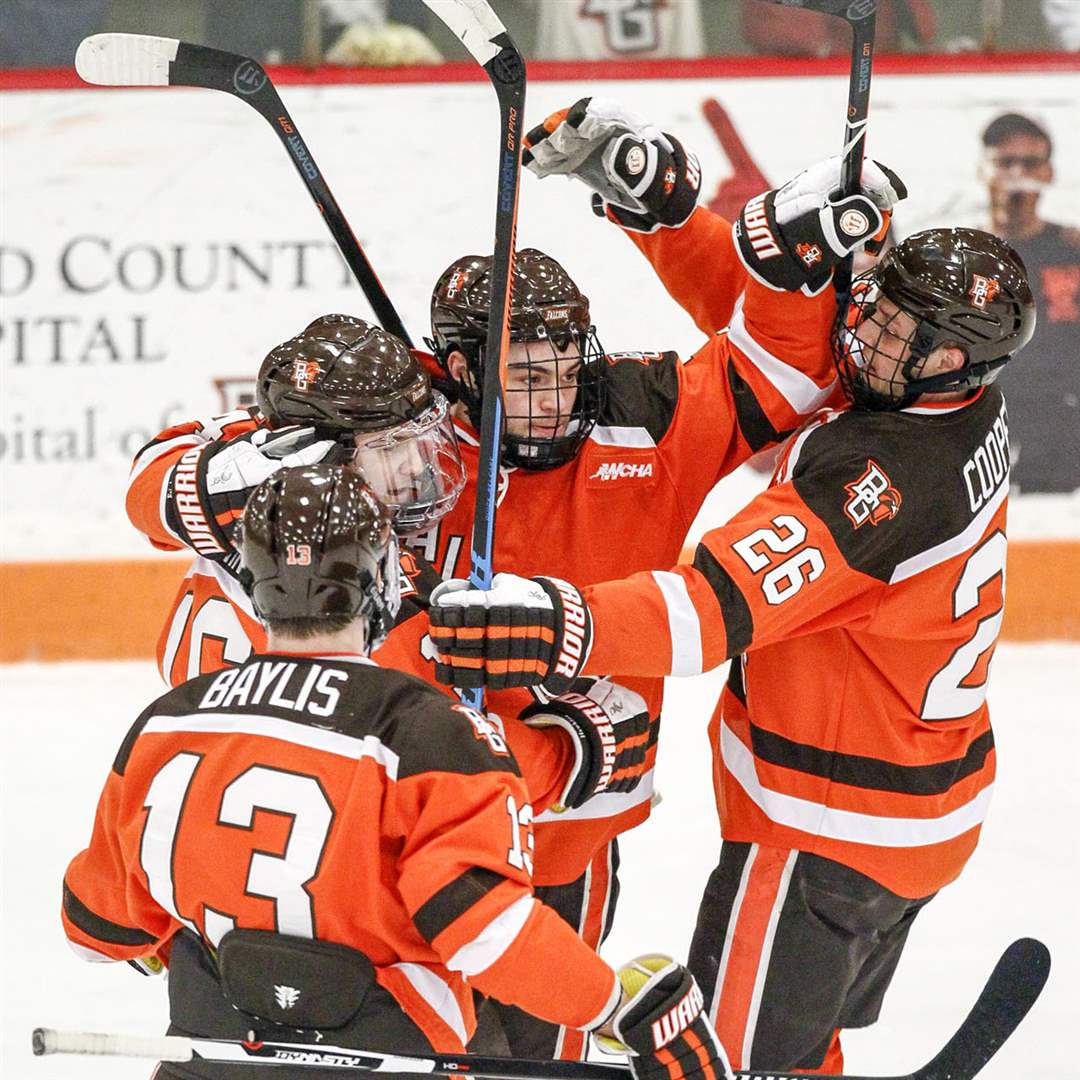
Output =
[
  {"x1": 239, "y1": 463, "x2": 400, "y2": 649},
  {"x1": 257, "y1": 315, "x2": 466, "y2": 535},
  {"x1": 428, "y1": 249, "x2": 606, "y2": 469},
  {"x1": 257, "y1": 315, "x2": 433, "y2": 436},
  {"x1": 834, "y1": 228, "x2": 1035, "y2": 410}
]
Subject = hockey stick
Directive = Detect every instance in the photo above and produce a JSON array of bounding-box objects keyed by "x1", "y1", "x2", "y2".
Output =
[
  {"x1": 764, "y1": 0, "x2": 878, "y2": 294},
  {"x1": 31, "y1": 938, "x2": 1051, "y2": 1080},
  {"x1": 419, "y1": 1, "x2": 526, "y2": 711},
  {"x1": 74, "y1": 33, "x2": 412, "y2": 345}
]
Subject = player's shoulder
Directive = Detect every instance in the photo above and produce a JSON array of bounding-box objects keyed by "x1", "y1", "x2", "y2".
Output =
[
  {"x1": 368, "y1": 666, "x2": 522, "y2": 781},
  {"x1": 787, "y1": 390, "x2": 1009, "y2": 582},
  {"x1": 598, "y1": 350, "x2": 682, "y2": 443},
  {"x1": 117, "y1": 654, "x2": 520, "y2": 781}
]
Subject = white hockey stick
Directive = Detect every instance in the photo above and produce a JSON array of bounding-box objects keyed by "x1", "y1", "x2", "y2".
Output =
[{"x1": 30, "y1": 938, "x2": 1054, "y2": 1080}]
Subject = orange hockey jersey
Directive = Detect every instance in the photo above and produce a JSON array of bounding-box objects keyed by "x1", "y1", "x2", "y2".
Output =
[
  {"x1": 582, "y1": 387, "x2": 1010, "y2": 898},
  {"x1": 125, "y1": 207, "x2": 840, "y2": 885},
  {"x1": 62, "y1": 653, "x2": 619, "y2": 1051}
]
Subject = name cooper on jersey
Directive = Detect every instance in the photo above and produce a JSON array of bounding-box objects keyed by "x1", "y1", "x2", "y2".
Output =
[
  {"x1": 198, "y1": 659, "x2": 349, "y2": 717},
  {"x1": 963, "y1": 397, "x2": 1010, "y2": 513}
]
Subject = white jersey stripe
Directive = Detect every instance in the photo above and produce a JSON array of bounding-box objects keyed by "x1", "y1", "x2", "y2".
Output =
[
  {"x1": 708, "y1": 843, "x2": 756, "y2": 1028},
  {"x1": 726, "y1": 297, "x2": 837, "y2": 416},
  {"x1": 889, "y1": 479, "x2": 1008, "y2": 584},
  {"x1": 446, "y1": 894, "x2": 534, "y2": 978},
  {"x1": 741, "y1": 849, "x2": 798, "y2": 1066},
  {"x1": 721, "y1": 721, "x2": 993, "y2": 847},
  {"x1": 128, "y1": 432, "x2": 204, "y2": 484},
  {"x1": 141, "y1": 713, "x2": 400, "y2": 779},
  {"x1": 652, "y1": 570, "x2": 704, "y2": 676},
  {"x1": 589, "y1": 424, "x2": 656, "y2": 449},
  {"x1": 391, "y1": 962, "x2": 469, "y2": 1046},
  {"x1": 774, "y1": 410, "x2": 841, "y2": 485},
  {"x1": 67, "y1": 941, "x2": 116, "y2": 963}
]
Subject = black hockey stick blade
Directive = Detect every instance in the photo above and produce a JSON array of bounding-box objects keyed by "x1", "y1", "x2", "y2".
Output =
[
  {"x1": 421, "y1": 1, "x2": 526, "y2": 712},
  {"x1": 74, "y1": 33, "x2": 412, "y2": 345},
  {"x1": 907, "y1": 937, "x2": 1051, "y2": 1080}
]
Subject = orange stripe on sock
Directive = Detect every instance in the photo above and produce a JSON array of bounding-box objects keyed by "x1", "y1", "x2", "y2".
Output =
[
  {"x1": 714, "y1": 846, "x2": 792, "y2": 1069},
  {"x1": 558, "y1": 845, "x2": 614, "y2": 1061}
]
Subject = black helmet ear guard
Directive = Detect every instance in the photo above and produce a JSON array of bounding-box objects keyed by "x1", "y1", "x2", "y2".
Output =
[{"x1": 833, "y1": 228, "x2": 1036, "y2": 411}]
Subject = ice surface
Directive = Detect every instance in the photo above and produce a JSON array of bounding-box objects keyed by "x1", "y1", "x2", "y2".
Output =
[{"x1": 3, "y1": 648, "x2": 1077, "y2": 1077}]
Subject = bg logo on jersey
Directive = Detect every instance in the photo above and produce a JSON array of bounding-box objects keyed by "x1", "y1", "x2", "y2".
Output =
[{"x1": 843, "y1": 459, "x2": 902, "y2": 528}]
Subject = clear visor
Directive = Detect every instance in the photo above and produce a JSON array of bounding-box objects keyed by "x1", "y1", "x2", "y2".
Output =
[
  {"x1": 349, "y1": 392, "x2": 466, "y2": 536},
  {"x1": 379, "y1": 531, "x2": 402, "y2": 622}
]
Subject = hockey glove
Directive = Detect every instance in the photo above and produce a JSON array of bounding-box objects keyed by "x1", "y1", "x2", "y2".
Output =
[
  {"x1": 520, "y1": 678, "x2": 650, "y2": 811},
  {"x1": 596, "y1": 955, "x2": 733, "y2": 1080},
  {"x1": 164, "y1": 426, "x2": 336, "y2": 564},
  {"x1": 523, "y1": 97, "x2": 701, "y2": 233},
  {"x1": 734, "y1": 155, "x2": 907, "y2": 295},
  {"x1": 429, "y1": 573, "x2": 592, "y2": 694}
]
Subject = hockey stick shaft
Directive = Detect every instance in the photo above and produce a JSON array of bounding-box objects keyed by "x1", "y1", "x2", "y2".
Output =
[
  {"x1": 75, "y1": 34, "x2": 412, "y2": 345},
  {"x1": 836, "y1": 2, "x2": 877, "y2": 295},
  {"x1": 763, "y1": 1, "x2": 877, "y2": 295},
  {"x1": 29, "y1": 937, "x2": 1053, "y2": 1080},
  {"x1": 420, "y1": 1, "x2": 526, "y2": 712}
]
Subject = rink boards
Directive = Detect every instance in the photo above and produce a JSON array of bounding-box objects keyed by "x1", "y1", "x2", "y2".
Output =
[{"x1": 2, "y1": 56, "x2": 1078, "y2": 657}]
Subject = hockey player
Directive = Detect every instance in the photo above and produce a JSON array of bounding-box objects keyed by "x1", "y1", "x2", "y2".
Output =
[
  {"x1": 63, "y1": 464, "x2": 732, "y2": 1080},
  {"x1": 124, "y1": 313, "x2": 653, "y2": 918},
  {"x1": 124, "y1": 97, "x2": 907, "y2": 1062},
  {"x1": 428, "y1": 223, "x2": 1036, "y2": 1074},
  {"x1": 126, "y1": 313, "x2": 468, "y2": 686}
]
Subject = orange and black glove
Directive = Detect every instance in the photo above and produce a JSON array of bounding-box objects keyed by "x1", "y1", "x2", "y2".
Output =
[
  {"x1": 429, "y1": 573, "x2": 592, "y2": 694},
  {"x1": 596, "y1": 956, "x2": 734, "y2": 1080},
  {"x1": 520, "y1": 678, "x2": 650, "y2": 810}
]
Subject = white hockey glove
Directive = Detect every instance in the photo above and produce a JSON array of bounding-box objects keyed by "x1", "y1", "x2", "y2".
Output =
[
  {"x1": 595, "y1": 955, "x2": 734, "y2": 1080},
  {"x1": 164, "y1": 426, "x2": 336, "y2": 564},
  {"x1": 734, "y1": 155, "x2": 907, "y2": 295},
  {"x1": 523, "y1": 97, "x2": 702, "y2": 233},
  {"x1": 520, "y1": 678, "x2": 650, "y2": 811},
  {"x1": 429, "y1": 573, "x2": 592, "y2": 695}
]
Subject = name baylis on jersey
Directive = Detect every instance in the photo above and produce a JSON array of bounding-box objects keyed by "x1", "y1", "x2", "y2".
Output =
[{"x1": 199, "y1": 659, "x2": 347, "y2": 717}]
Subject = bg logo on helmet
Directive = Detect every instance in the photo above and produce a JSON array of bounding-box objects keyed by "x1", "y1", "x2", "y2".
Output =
[
  {"x1": 291, "y1": 358, "x2": 321, "y2": 392},
  {"x1": 843, "y1": 459, "x2": 902, "y2": 528},
  {"x1": 969, "y1": 275, "x2": 1001, "y2": 310},
  {"x1": 445, "y1": 269, "x2": 465, "y2": 300}
]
